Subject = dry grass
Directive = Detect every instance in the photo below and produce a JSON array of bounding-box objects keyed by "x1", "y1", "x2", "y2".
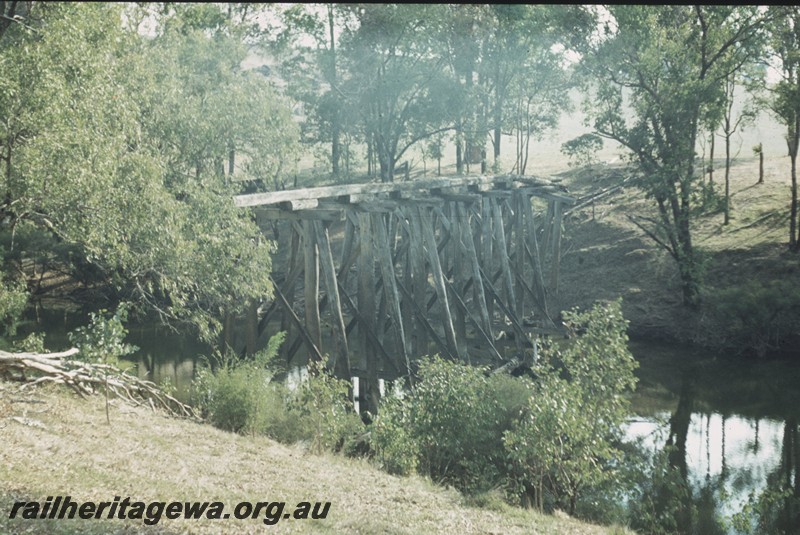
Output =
[
  {"x1": 551, "y1": 153, "x2": 800, "y2": 346},
  {"x1": 0, "y1": 381, "x2": 632, "y2": 535}
]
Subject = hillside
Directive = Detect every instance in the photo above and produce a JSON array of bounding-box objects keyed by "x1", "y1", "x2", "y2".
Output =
[
  {"x1": 552, "y1": 154, "x2": 800, "y2": 354},
  {"x1": 0, "y1": 381, "x2": 630, "y2": 535}
]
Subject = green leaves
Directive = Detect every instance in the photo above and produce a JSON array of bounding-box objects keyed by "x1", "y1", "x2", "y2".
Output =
[
  {"x1": 504, "y1": 299, "x2": 638, "y2": 512},
  {"x1": 68, "y1": 304, "x2": 138, "y2": 366},
  {"x1": 584, "y1": 6, "x2": 769, "y2": 304},
  {"x1": 1, "y1": 3, "x2": 299, "y2": 339}
]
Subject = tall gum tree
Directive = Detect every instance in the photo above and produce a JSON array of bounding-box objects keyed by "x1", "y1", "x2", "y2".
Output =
[
  {"x1": 271, "y1": 4, "x2": 355, "y2": 181},
  {"x1": 584, "y1": 6, "x2": 768, "y2": 305},
  {"x1": 338, "y1": 4, "x2": 458, "y2": 182},
  {"x1": 766, "y1": 6, "x2": 800, "y2": 250}
]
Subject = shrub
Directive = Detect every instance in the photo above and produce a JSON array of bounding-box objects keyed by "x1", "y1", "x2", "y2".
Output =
[
  {"x1": 370, "y1": 394, "x2": 419, "y2": 476},
  {"x1": 371, "y1": 356, "x2": 534, "y2": 494},
  {"x1": 626, "y1": 447, "x2": 696, "y2": 535},
  {"x1": 503, "y1": 299, "x2": 638, "y2": 514},
  {"x1": 193, "y1": 340, "x2": 365, "y2": 453},
  {"x1": 69, "y1": 304, "x2": 138, "y2": 366},
  {"x1": 0, "y1": 277, "x2": 28, "y2": 338},
  {"x1": 68, "y1": 304, "x2": 139, "y2": 424},
  {"x1": 192, "y1": 332, "x2": 284, "y2": 435},
  {"x1": 561, "y1": 133, "x2": 603, "y2": 168},
  {"x1": 287, "y1": 358, "x2": 364, "y2": 454}
]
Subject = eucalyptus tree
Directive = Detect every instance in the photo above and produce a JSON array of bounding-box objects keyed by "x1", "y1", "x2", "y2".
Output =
[
  {"x1": 270, "y1": 4, "x2": 358, "y2": 180},
  {"x1": 584, "y1": 6, "x2": 768, "y2": 305},
  {"x1": 478, "y1": 5, "x2": 593, "y2": 170},
  {"x1": 765, "y1": 6, "x2": 800, "y2": 250},
  {"x1": 337, "y1": 4, "x2": 459, "y2": 182},
  {"x1": 0, "y1": 3, "x2": 299, "y2": 340},
  {"x1": 718, "y1": 70, "x2": 759, "y2": 225}
]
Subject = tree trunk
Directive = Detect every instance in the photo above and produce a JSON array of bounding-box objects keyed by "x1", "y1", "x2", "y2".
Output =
[
  {"x1": 724, "y1": 119, "x2": 731, "y2": 225},
  {"x1": 328, "y1": 5, "x2": 340, "y2": 179},
  {"x1": 493, "y1": 58, "x2": 502, "y2": 162},
  {"x1": 790, "y1": 116, "x2": 799, "y2": 249},
  {"x1": 367, "y1": 135, "x2": 374, "y2": 178},
  {"x1": 791, "y1": 151, "x2": 797, "y2": 249},
  {"x1": 758, "y1": 147, "x2": 764, "y2": 184},
  {"x1": 708, "y1": 133, "x2": 715, "y2": 184},
  {"x1": 456, "y1": 122, "x2": 464, "y2": 175}
]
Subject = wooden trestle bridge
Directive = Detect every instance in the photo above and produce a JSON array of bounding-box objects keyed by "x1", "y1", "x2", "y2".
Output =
[{"x1": 233, "y1": 175, "x2": 573, "y2": 414}]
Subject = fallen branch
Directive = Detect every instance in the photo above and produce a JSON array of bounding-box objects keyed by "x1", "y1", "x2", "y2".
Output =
[{"x1": 0, "y1": 349, "x2": 197, "y2": 419}]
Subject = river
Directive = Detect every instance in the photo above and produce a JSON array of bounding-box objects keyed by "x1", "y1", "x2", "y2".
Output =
[{"x1": 16, "y1": 307, "x2": 800, "y2": 533}]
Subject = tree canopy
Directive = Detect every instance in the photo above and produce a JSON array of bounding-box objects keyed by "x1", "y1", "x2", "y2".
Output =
[
  {"x1": 0, "y1": 2, "x2": 299, "y2": 340},
  {"x1": 583, "y1": 5, "x2": 769, "y2": 305}
]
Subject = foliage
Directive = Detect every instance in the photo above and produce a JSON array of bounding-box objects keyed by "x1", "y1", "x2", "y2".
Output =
[
  {"x1": 370, "y1": 393, "x2": 420, "y2": 476},
  {"x1": 269, "y1": 4, "x2": 588, "y2": 179},
  {"x1": 626, "y1": 447, "x2": 696, "y2": 535},
  {"x1": 287, "y1": 358, "x2": 363, "y2": 455},
  {"x1": 13, "y1": 332, "x2": 45, "y2": 354},
  {"x1": 192, "y1": 332, "x2": 285, "y2": 435},
  {"x1": 0, "y1": 276, "x2": 27, "y2": 338},
  {"x1": 764, "y1": 6, "x2": 800, "y2": 249},
  {"x1": 730, "y1": 486, "x2": 800, "y2": 535},
  {"x1": 504, "y1": 299, "x2": 638, "y2": 513},
  {"x1": 193, "y1": 340, "x2": 363, "y2": 454},
  {"x1": 561, "y1": 134, "x2": 604, "y2": 168},
  {"x1": 68, "y1": 303, "x2": 139, "y2": 424},
  {"x1": 0, "y1": 3, "x2": 299, "y2": 340},
  {"x1": 336, "y1": 4, "x2": 459, "y2": 182},
  {"x1": 583, "y1": 6, "x2": 768, "y2": 305},
  {"x1": 68, "y1": 304, "x2": 138, "y2": 366},
  {"x1": 372, "y1": 300, "x2": 638, "y2": 508},
  {"x1": 372, "y1": 356, "x2": 534, "y2": 494}
]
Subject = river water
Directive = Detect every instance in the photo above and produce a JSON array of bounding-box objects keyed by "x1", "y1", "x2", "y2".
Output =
[
  {"x1": 626, "y1": 340, "x2": 800, "y2": 534},
  {"x1": 17, "y1": 308, "x2": 800, "y2": 533}
]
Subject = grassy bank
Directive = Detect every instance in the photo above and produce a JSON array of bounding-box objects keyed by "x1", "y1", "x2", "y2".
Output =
[
  {"x1": 553, "y1": 155, "x2": 800, "y2": 356},
  {"x1": 0, "y1": 381, "x2": 631, "y2": 535}
]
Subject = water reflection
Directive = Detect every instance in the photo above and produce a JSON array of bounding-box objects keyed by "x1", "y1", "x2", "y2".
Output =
[
  {"x1": 121, "y1": 322, "x2": 209, "y2": 403},
  {"x1": 628, "y1": 351, "x2": 800, "y2": 535},
  {"x1": 17, "y1": 306, "x2": 210, "y2": 403}
]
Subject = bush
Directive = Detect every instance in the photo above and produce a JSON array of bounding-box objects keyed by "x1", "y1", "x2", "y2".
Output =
[
  {"x1": 69, "y1": 304, "x2": 138, "y2": 366},
  {"x1": 371, "y1": 356, "x2": 534, "y2": 494},
  {"x1": 193, "y1": 339, "x2": 364, "y2": 453},
  {"x1": 192, "y1": 332, "x2": 284, "y2": 435},
  {"x1": 561, "y1": 133, "x2": 603, "y2": 168},
  {"x1": 503, "y1": 299, "x2": 638, "y2": 514},
  {"x1": 370, "y1": 394, "x2": 419, "y2": 476},
  {"x1": 0, "y1": 277, "x2": 28, "y2": 338},
  {"x1": 287, "y1": 358, "x2": 364, "y2": 455}
]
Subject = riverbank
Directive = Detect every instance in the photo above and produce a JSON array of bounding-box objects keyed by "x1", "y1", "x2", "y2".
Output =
[
  {"x1": 552, "y1": 156, "x2": 800, "y2": 357},
  {"x1": 0, "y1": 380, "x2": 630, "y2": 535}
]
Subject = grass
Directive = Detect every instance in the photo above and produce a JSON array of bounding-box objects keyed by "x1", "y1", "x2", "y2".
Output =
[
  {"x1": 0, "y1": 380, "x2": 633, "y2": 535},
  {"x1": 551, "y1": 154, "x2": 800, "y2": 352}
]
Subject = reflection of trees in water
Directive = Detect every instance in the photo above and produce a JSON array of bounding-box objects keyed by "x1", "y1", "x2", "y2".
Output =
[
  {"x1": 631, "y1": 375, "x2": 729, "y2": 535},
  {"x1": 666, "y1": 376, "x2": 695, "y2": 534},
  {"x1": 730, "y1": 417, "x2": 800, "y2": 535},
  {"x1": 768, "y1": 417, "x2": 799, "y2": 534}
]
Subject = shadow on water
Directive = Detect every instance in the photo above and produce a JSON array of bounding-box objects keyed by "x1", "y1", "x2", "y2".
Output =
[
  {"x1": 628, "y1": 340, "x2": 800, "y2": 534},
  {"x1": 15, "y1": 305, "x2": 211, "y2": 403}
]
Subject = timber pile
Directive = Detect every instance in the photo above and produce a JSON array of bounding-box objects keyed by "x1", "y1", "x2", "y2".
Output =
[{"x1": 0, "y1": 348, "x2": 196, "y2": 419}]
